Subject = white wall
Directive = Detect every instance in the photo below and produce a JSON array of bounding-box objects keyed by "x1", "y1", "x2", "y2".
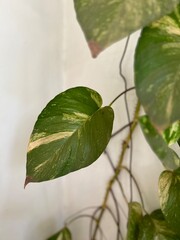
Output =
[
  {"x1": 0, "y1": 1, "x2": 65, "y2": 239},
  {"x1": 0, "y1": 1, "x2": 164, "y2": 240}
]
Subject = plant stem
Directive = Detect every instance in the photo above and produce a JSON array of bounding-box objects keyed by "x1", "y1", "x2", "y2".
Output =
[
  {"x1": 111, "y1": 122, "x2": 133, "y2": 138},
  {"x1": 105, "y1": 150, "x2": 129, "y2": 205},
  {"x1": 92, "y1": 101, "x2": 140, "y2": 240},
  {"x1": 109, "y1": 87, "x2": 135, "y2": 107}
]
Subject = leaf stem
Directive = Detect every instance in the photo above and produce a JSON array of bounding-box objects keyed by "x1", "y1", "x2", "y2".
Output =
[
  {"x1": 109, "y1": 87, "x2": 135, "y2": 107},
  {"x1": 105, "y1": 150, "x2": 129, "y2": 205},
  {"x1": 111, "y1": 122, "x2": 133, "y2": 138}
]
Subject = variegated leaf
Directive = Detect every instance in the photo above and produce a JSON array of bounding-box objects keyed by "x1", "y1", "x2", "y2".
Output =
[
  {"x1": 126, "y1": 202, "x2": 142, "y2": 240},
  {"x1": 135, "y1": 4, "x2": 180, "y2": 130},
  {"x1": 138, "y1": 209, "x2": 179, "y2": 239},
  {"x1": 139, "y1": 116, "x2": 180, "y2": 170},
  {"x1": 25, "y1": 87, "x2": 114, "y2": 184},
  {"x1": 162, "y1": 121, "x2": 180, "y2": 146},
  {"x1": 159, "y1": 168, "x2": 180, "y2": 235},
  {"x1": 74, "y1": 0, "x2": 180, "y2": 57}
]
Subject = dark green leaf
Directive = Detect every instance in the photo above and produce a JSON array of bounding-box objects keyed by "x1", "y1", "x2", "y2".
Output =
[
  {"x1": 178, "y1": 138, "x2": 180, "y2": 146},
  {"x1": 74, "y1": 0, "x2": 180, "y2": 57},
  {"x1": 139, "y1": 116, "x2": 180, "y2": 170},
  {"x1": 138, "y1": 210, "x2": 179, "y2": 239},
  {"x1": 47, "y1": 227, "x2": 71, "y2": 240},
  {"x1": 159, "y1": 168, "x2": 180, "y2": 235},
  {"x1": 126, "y1": 202, "x2": 143, "y2": 240},
  {"x1": 150, "y1": 209, "x2": 165, "y2": 221},
  {"x1": 163, "y1": 121, "x2": 180, "y2": 146},
  {"x1": 138, "y1": 215, "x2": 154, "y2": 240},
  {"x1": 135, "y1": 4, "x2": 180, "y2": 130},
  {"x1": 25, "y1": 87, "x2": 114, "y2": 184}
]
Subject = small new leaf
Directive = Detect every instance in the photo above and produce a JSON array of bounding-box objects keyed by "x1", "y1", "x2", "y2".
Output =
[
  {"x1": 159, "y1": 168, "x2": 180, "y2": 236},
  {"x1": 139, "y1": 116, "x2": 180, "y2": 170},
  {"x1": 47, "y1": 227, "x2": 71, "y2": 240},
  {"x1": 163, "y1": 121, "x2": 180, "y2": 146},
  {"x1": 25, "y1": 87, "x2": 114, "y2": 184}
]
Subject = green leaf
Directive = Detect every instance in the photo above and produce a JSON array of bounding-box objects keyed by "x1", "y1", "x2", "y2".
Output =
[
  {"x1": 139, "y1": 116, "x2": 180, "y2": 170},
  {"x1": 73, "y1": 0, "x2": 180, "y2": 57},
  {"x1": 159, "y1": 168, "x2": 180, "y2": 236},
  {"x1": 138, "y1": 210, "x2": 179, "y2": 239},
  {"x1": 126, "y1": 202, "x2": 143, "y2": 240},
  {"x1": 47, "y1": 227, "x2": 72, "y2": 240},
  {"x1": 163, "y1": 121, "x2": 180, "y2": 146},
  {"x1": 135, "y1": 4, "x2": 180, "y2": 131},
  {"x1": 150, "y1": 209, "x2": 165, "y2": 221},
  {"x1": 178, "y1": 138, "x2": 180, "y2": 146},
  {"x1": 25, "y1": 87, "x2": 114, "y2": 184}
]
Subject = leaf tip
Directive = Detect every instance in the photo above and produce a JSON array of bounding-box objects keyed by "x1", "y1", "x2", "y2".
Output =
[
  {"x1": 88, "y1": 40, "x2": 102, "y2": 58},
  {"x1": 24, "y1": 176, "x2": 33, "y2": 188}
]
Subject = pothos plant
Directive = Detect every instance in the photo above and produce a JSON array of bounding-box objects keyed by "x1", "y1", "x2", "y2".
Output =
[{"x1": 25, "y1": 1, "x2": 180, "y2": 239}]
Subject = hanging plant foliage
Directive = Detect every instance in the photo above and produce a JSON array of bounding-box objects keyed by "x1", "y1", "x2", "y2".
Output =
[
  {"x1": 25, "y1": 87, "x2": 114, "y2": 184},
  {"x1": 135, "y1": 4, "x2": 180, "y2": 131}
]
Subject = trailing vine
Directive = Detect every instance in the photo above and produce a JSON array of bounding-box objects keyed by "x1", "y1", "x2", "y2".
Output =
[{"x1": 25, "y1": 1, "x2": 180, "y2": 239}]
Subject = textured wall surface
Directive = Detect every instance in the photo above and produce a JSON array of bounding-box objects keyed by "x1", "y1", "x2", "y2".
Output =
[{"x1": 0, "y1": 1, "x2": 164, "y2": 240}]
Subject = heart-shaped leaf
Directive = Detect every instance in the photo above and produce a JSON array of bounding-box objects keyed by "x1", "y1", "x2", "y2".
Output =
[
  {"x1": 74, "y1": 0, "x2": 179, "y2": 57},
  {"x1": 139, "y1": 115, "x2": 180, "y2": 170},
  {"x1": 126, "y1": 202, "x2": 143, "y2": 240},
  {"x1": 47, "y1": 227, "x2": 71, "y2": 240},
  {"x1": 135, "y1": 4, "x2": 180, "y2": 131},
  {"x1": 25, "y1": 87, "x2": 114, "y2": 184},
  {"x1": 138, "y1": 210, "x2": 179, "y2": 239},
  {"x1": 159, "y1": 168, "x2": 180, "y2": 236}
]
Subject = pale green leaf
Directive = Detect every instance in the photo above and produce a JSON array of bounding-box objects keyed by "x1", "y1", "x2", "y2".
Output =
[
  {"x1": 135, "y1": 4, "x2": 180, "y2": 130},
  {"x1": 159, "y1": 168, "x2": 180, "y2": 236},
  {"x1": 47, "y1": 227, "x2": 72, "y2": 240},
  {"x1": 126, "y1": 202, "x2": 142, "y2": 240},
  {"x1": 25, "y1": 87, "x2": 114, "y2": 184},
  {"x1": 139, "y1": 116, "x2": 180, "y2": 170},
  {"x1": 163, "y1": 121, "x2": 180, "y2": 146},
  {"x1": 74, "y1": 0, "x2": 180, "y2": 57},
  {"x1": 138, "y1": 210, "x2": 179, "y2": 239}
]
